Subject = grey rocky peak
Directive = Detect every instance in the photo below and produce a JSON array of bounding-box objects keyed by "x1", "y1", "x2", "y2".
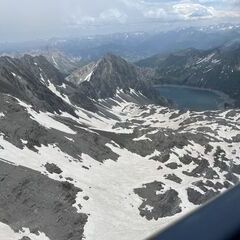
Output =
[{"x1": 68, "y1": 53, "x2": 165, "y2": 104}]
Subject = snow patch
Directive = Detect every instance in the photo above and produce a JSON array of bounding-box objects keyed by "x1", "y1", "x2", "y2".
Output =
[
  {"x1": 196, "y1": 53, "x2": 215, "y2": 64},
  {"x1": 84, "y1": 71, "x2": 93, "y2": 82},
  {"x1": 0, "y1": 222, "x2": 49, "y2": 240},
  {"x1": 17, "y1": 99, "x2": 76, "y2": 134},
  {"x1": 52, "y1": 56, "x2": 58, "y2": 67},
  {"x1": 133, "y1": 135, "x2": 152, "y2": 142},
  {"x1": 47, "y1": 81, "x2": 72, "y2": 105}
]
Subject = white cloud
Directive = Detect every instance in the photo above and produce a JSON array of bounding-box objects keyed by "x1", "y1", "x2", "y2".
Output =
[
  {"x1": 69, "y1": 15, "x2": 96, "y2": 26},
  {"x1": 173, "y1": 3, "x2": 215, "y2": 19},
  {"x1": 120, "y1": 0, "x2": 143, "y2": 10},
  {"x1": 0, "y1": 0, "x2": 239, "y2": 41},
  {"x1": 143, "y1": 8, "x2": 167, "y2": 19},
  {"x1": 100, "y1": 9, "x2": 128, "y2": 23}
]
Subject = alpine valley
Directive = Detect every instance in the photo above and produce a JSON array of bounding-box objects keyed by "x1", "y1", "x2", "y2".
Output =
[{"x1": 0, "y1": 33, "x2": 240, "y2": 240}]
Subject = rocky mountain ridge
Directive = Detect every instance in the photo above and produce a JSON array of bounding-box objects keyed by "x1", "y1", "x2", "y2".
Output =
[
  {"x1": 0, "y1": 52, "x2": 239, "y2": 240},
  {"x1": 67, "y1": 53, "x2": 164, "y2": 103}
]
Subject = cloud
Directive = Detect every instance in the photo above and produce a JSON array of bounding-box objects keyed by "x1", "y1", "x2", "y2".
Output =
[
  {"x1": 143, "y1": 8, "x2": 167, "y2": 19},
  {"x1": 173, "y1": 3, "x2": 215, "y2": 19},
  {"x1": 0, "y1": 0, "x2": 239, "y2": 41},
  {"x1": 100, "y1": 9, "x2": 128, "y2": 23}
]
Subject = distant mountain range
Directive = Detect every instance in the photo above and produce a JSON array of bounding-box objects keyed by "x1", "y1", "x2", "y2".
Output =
[{"x1": 1, "y1": 23, "x2": 240, "y2": 62}]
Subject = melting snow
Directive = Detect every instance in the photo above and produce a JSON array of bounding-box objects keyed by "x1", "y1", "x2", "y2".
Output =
[
  {"x1": 52, "y1": 56, "x2": 58, "y2": 67},
  {"x1": 39, "y1": 73, "x2": 46, "y2": 84},
  {"x1": 212, "y1": 59, "x2": 221, "y2": 64},
  {"x1": 0, "y1": 222, "x2": 49, "y2": 240},
  {"x1": 47, "y1": 81, "x2": 72, "y2": 105},
  {"x1": 0, "y1": 92, "x2": 239, "y2": 240},
  {"x1": 133, "y1": 135, "x2": 152, "y2": 142},
  {"x1": 196, "y1": 53, "x2": 215, "y2": 64},
  {"x1": 17, "y1": 99, "x2": 76, "y2": 134},
  {"x1": 60, "y1": 83, "x2": 67, "y2": 89},
  {"x1": 84, "y1": 71, "x2": 93, "y2": 82}
]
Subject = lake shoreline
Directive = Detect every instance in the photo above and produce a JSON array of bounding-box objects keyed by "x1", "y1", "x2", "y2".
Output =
[{"x1": 154, "y1": 84, "x2": 235, "y2": 111}]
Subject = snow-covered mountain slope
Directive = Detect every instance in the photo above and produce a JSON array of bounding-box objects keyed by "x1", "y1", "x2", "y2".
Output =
[{"x1": 0, "y1": 54, "x2": 240, "y2": 240}]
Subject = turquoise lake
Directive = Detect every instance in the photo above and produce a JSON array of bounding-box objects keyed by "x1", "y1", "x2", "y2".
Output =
[{"x1": 155, "y1": 85, "x2": 231, "y2": 111}]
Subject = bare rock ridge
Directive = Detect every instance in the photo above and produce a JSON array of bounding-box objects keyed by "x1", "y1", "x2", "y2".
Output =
[
  {"x1": 0, "y1": 54, "x2": 165, "y2": 114},
  {"x1": 0, "y1": 51, "x2": 239, "y2": 240},
  {"x1": 0, "y1": 55, "x2": 77, "y2": 114},
  {"x1": 0, "y1": 161, "x2": 87, "y2": 240}
]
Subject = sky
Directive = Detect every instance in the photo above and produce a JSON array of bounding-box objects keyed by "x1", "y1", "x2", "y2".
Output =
[{"x1": 0, "y1": 0, "x2": 239, "y2": 41}]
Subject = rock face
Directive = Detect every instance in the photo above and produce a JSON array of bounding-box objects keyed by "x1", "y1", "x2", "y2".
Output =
[
  {"x1": 44, "y1": 51, "x2": 82, "y2": 75},
  {"x1": 0, "y1": 55, "x2": 76, "y2": 114},
  {"x1": 0, "y1": 161, "x2": 88, "y2": 240},
  {"x1": 134, "y1": 181, "x2": 182, "y2": 220},
  {"x1": 137, "y1": 42, "x2": 240, "y2": 106},
  {"x1": 67, "y1": 54, "x2": 165, "y2": 104},
  {"x1": 0, "y1": 53, "x2": 239, "y2": 240}
]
